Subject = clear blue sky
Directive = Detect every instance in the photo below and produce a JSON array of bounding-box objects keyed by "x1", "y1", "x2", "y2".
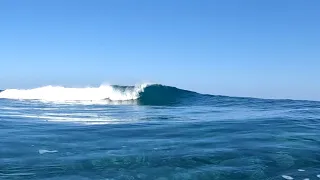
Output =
[{"x1": 1, "y1": 0, "x2": 319, "y2": 100}]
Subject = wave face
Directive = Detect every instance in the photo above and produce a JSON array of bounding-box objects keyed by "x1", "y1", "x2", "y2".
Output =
[
  {"x1": 0, "y1": 84, "x2": 201, "y2": 105},
  {"x1": 138, "y1": 84, "x2": 199, "y2": 105}
]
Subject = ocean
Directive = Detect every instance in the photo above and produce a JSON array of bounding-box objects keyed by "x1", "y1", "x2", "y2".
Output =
[{"x1": 1, "y1": 84, "x2": 320, "y2": 180}]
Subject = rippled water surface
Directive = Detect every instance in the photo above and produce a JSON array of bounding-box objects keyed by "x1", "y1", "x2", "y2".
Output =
[{"x1": 1, "y1": 97, "x2": 320, "y2": 180}]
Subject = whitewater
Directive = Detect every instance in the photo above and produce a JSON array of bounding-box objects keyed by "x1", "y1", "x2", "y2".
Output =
[
  {"x1": 0, "y1": 83, "x2": 150, "y2": 102},
  {"x1": 1, "y1": 84, "x2": 320, "y2": 180}
]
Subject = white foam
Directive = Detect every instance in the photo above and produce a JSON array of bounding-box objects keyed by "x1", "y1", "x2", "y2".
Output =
[
  {"x1": 0, "y1": 172, "x2": 35, "y2": 176},
  {"x1": 38, "y1": 149, "x2": 58, "y2": 154},
  {"x1": 2, "y1": 113, "x2": 136, "y2": 125},
  {"x1": 0, "y1": 83, "x2": 150, "y2": 103},
  {"x1": 303, "y1": 178, "x2": 310, "y2": 180},
  {"x1": 282, "y1": 175, "x2": 294, "y2": 180},
  {"x1": 298, "y1": 169, "x2": 305, "y2": 172},
  {"x1": 27, "y1": 114, "x2": 119, "y2": 124},
  {"x1": 317, "y1": 174, "x2": 320, "y2": 178}
]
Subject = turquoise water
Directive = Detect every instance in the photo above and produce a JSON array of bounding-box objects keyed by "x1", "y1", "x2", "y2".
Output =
[{"x1": 1, "y1": 85, "x2": 320, "y2": 180}]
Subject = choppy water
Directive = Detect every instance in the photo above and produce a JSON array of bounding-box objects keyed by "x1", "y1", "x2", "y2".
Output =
[{"x1": 1, "y1": 85, "x2": 320, "y2": 180}]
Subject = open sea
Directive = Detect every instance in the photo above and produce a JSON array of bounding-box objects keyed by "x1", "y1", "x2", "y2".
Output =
[{"x1": 1, "y1": 84, "x2": 320, "y2": 180}]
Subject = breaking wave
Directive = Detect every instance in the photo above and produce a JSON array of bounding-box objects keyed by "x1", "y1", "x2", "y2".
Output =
[{"x1": 0, "y1": 84, "x2": 199, "y2": 105}]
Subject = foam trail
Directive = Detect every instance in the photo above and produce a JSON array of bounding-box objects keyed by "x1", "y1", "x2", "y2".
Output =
[
  {"x1": 0, "y1": 84, "x2": 150, "y2": 103},
  {"x1": 282, "y1": 175, "x2": 294, "y2": 180},
  {"x1": 39, "y1": 149, "x2": 58, "y2": 154}
]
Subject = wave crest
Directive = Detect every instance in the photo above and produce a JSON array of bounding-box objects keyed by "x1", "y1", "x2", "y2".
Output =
[{"x1": 0, "y1": 84, "x2": 201, "y2": 105}]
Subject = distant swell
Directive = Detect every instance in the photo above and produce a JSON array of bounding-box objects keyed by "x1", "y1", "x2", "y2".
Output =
[{"x1": 0, "y1": 84, "x2": 199, "y2": 105}]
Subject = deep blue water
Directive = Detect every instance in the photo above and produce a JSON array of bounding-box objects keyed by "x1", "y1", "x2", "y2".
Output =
[{"x1": 1, "y1": 85, "x2": 320, "y2": 180}]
